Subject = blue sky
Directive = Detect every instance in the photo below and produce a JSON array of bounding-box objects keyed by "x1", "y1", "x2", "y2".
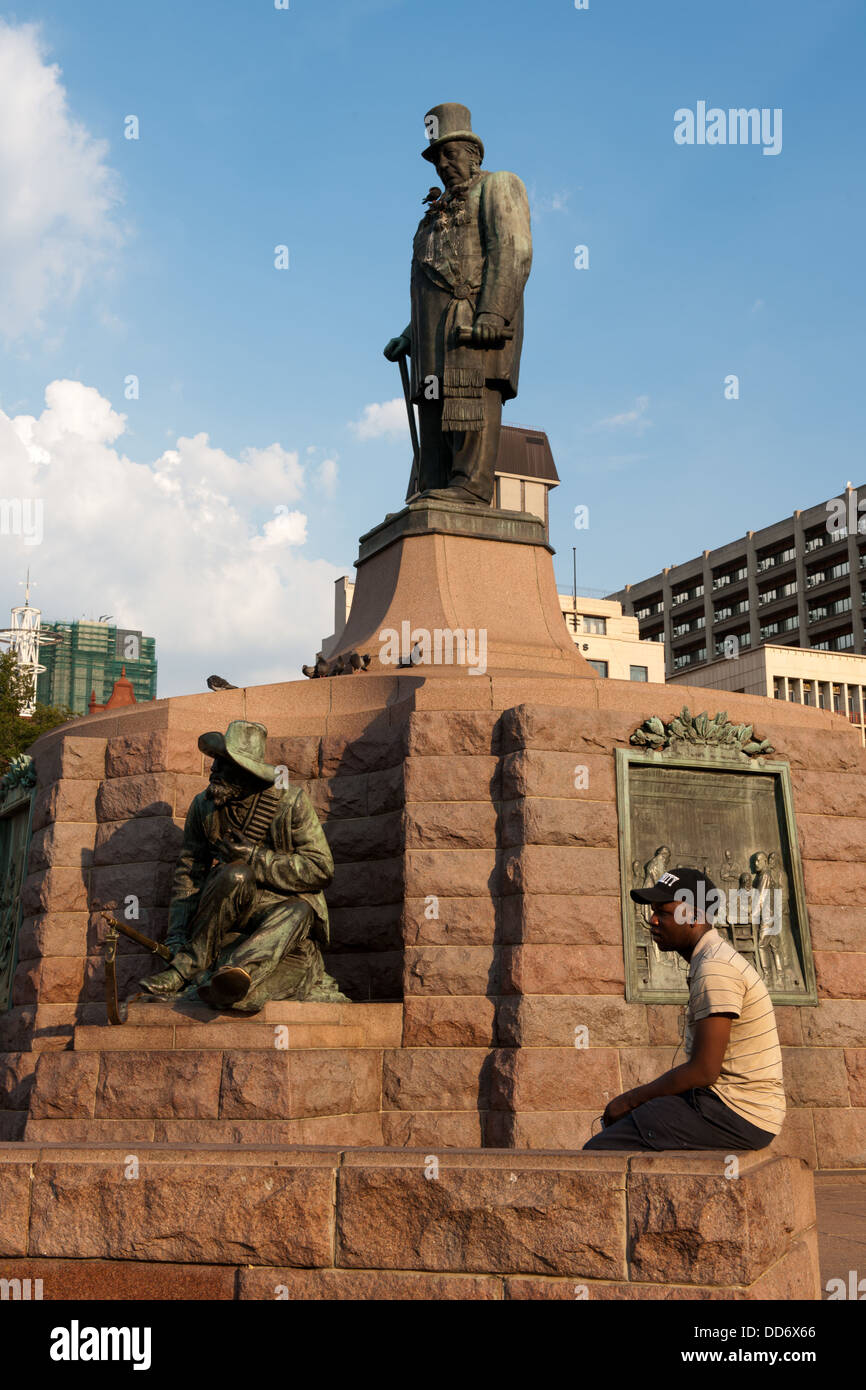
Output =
[{"x1": 0, "y1": 0, "x2": 863, "y2": 694}]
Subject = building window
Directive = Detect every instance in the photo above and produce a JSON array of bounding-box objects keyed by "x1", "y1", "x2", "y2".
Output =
[
  {"x1": 587, "y1": 659, "x2": 608, "y2": 678},
  {"x1": 583, "y1": 616, "x2": 607, "y2": 635},
  {"x1": 773, "y1": 678, "x2": 784, "y2": 700},
  {"x1": 629, "y1": 665, "x2": 648, "y2": 682}
]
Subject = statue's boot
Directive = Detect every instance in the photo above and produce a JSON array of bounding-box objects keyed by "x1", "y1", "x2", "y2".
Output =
[
  {"x1": 417, "y1": 486, "x2": 487, "y2": 506},
  {"x1": 139, "y1": 965, "x2": 186, "y2": 998},
  {"x1": 199, "y1": 966, "x2": 252, "y2": 1009}
]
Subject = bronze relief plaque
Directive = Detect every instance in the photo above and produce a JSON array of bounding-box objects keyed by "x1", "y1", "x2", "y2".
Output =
[{"x1": 615, "y1": 749, "x2": 817, "y2": 1006}]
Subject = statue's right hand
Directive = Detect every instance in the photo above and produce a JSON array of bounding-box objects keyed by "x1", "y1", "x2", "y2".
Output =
[{"x1": 383, "y1": 334, "x2": 410, "y2": 362}]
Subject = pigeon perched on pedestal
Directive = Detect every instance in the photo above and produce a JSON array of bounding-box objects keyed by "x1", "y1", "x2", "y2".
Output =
[{"x1": 207, "y1": 675, "x2": 238, "y2": 691}]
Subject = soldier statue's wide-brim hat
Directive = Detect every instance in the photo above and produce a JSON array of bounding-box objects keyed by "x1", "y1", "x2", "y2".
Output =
[
  {"x1": 422, "y1": 102, "x2": 484, "y2": 163},
  {"x1": 198, "y1": 720, "x2": 276, "y2": 783}
]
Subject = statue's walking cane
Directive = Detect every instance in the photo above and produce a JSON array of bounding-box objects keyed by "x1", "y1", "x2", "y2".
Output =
[{"x1": 397, "y1": 352, "x2": 421, "y2": 501}]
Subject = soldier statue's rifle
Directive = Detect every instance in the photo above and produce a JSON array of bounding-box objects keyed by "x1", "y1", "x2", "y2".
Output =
[{"x1": 97, "y1": 909, "x2": 171, "y2": 1026}]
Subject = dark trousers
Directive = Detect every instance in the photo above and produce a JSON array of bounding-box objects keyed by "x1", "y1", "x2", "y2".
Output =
[
  {"x1": 583, "y1": 1087, "x2": 776, "y2": 1151},
  {"x1": 170, "y1": 860, "x2": 316, "y2": 1004},
  {"x1": 417, "y1": 387, "x2": 502, "y2": 503}
]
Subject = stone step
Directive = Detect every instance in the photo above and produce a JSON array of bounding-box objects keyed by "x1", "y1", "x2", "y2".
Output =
[
  {"x1": 23, "y1": 1112, "x2": 386, "y2": 1146},
  {"x1": 26, "y1": 1043, "x2": 387, "y2": 1130},
  {"x1": 73, "y1": 999, "x2": 403, "y2": 1050}
]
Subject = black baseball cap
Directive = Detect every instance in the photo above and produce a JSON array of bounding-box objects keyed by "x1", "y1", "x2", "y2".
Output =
[{"x1": 630, "y1": 866, "x2": 718, "y2": 908}]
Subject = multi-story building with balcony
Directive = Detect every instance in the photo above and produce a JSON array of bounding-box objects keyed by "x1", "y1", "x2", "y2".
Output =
[{"x1": 609, "y1": 483, "x2": 866, "y2": 679}]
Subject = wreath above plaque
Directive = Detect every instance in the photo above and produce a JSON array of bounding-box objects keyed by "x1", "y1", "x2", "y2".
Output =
[{"x1": 630, "y1": 706, "x2": 774, "y2": 762}]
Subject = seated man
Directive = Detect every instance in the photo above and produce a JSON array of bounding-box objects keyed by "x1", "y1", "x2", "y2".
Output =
[
  {"x1": 584, "y1": 866, "x2": 784, "y2": 1151},
  {"x1": 140, "y1": 719, "x2": 345, "y2": 1013}
]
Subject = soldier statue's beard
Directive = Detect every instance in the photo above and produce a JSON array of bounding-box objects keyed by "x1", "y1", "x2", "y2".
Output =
[{"x1": 207, "y1": 757, "x2": 260, "y2": 807}]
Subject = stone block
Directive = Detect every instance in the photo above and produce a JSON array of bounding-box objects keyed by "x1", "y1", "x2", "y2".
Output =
[
  {"x1": 175, "y1": 775, "x2": 209, "y2": 817},
  {"x1": 0, "y1": 1160, "x2": 32, "y2": 1256},
  {"x1": 502, "y1": 845, "x2": 619, "y2": 897},
  {"x1": 813, "y1": 1109, "x2": 866, "y2": 1168},
  {"x1": 29, "y1": 1154, "x2": 336, "y2": 1266},
  {"x1": 381, "y1": 1110, "x2": 485, "y2": 1148},
  {"x1": 803, "y1": 860, "x2": 866, "y2": 907},
  {"x1": 29, "y1": 1052, "x2": 99, "y2": 1118},
  {"x1": 0, "y1": 1258, "x2": 237, "y2": 1300},
  {"x1": 845, "y1": 1049, "x2": 866, "y2": 1107},
  {"x1": 403, "y1": 755, "x2": 500, "y2": 803},
  {"x1": 781, "y1": 1047, "x2": 849, "y2": 1107},
  {"x1": 0, "y1": 1052, "x2": 38, "y2": 1110},
  {"x1": 327, "y1": 904, "x2": 402, "y2": 952},
  {"x1": 267, "y1": 735, "x2": 321, "y2": 780},
  {"x1": 405, "y1": 801, "x2": 498, "y2": 850},
  {"x1": 486, "y1": 1110, "x2": 598, "y2": 1150},
  {"x1": 490, "y1": 1046, "x2": 622, "y2": 1112},
  {"x1": 308, "y1": 773, "x2": 367, "y2": 820},
  {"x1": 95, "y1": 774, "x2": 176, "y2": 822},
  {"x1": 37, "y1": 956, "x2": 86, "y2": 1004},
  {"x1": 497, "y1": 995, "x2": 649, "y2": 1049},
  {"x1": 327, "y1": 858, "x2": 402, "y2": 907},
  {"x1": 501, "y1": 798, "x2": 618, "y2": 850},
  {"x1": 404, "y1": 946, "x2": 498, "y2": 996},
  {"x1": 94, "y1": 817, "x2": 182, "y2": 866},
  {"x1": 323, "y1": 812, "x2": 402, "y2": 862},
  {"x1": 405, "y1": 849, "x2": 497, "y2": 899},
  {"x1": 336, "y1": 1153, "x2": 627, "y2": 1280},
  {"x1": 21, "y1": 866, "x2": 88, "y2": 915},
  {"x1": 31, "y1": 779, "x2": 100, "y2": 831},
  {"x1": 808, "y1": 905, "x2": 866, "y2": 952},
  {"x1": 402, "y1": 996, "x2": 496, "y2": 1047},
  {"x1": 405, "y1": 710, "x2": 501, "y2": 757},
  {"x1": 35, "y1": 736, "x2": 106, "y2": 785},
  {"x1": 500, "y1": 893, "x2": 622, "y2": 945},
  {"x1": 801, "y1": 1000, "x2": 866, "y2": 1047},
  {"x1": 627, "y1": 1155, "x2": 810, "y2": 1286},
  {"x1": 95, "y1": 1051, "x2": 222, "y2": 1118},
  {"x1": 500, "y1": 749, "x2": 615, "y2": 802},
  {"x1": 219, "y1": 1048, "x2": 381, "y2": 1119},
  {"x1": 815, "y1": 951, "x2": 866, "y2": 1000},
  {"x1": 241, "y1": 1268, "x2": 501, "y2": 1299},
  {"x1": 382, "y1": 1047, "x2": 491, "y2": 1111},
  {"x1": 402, "y1": 895, "x2": 496, "y2": 946},
  {"x1": 105, "y1": 731, "x2": 202, "y2": 777},
  {"x1": 365, "y1": 765, "x2": 404, "y2": 816},
  {"x1": 797, "y1": 813, "x2": 866, "y2": 862},
  {"x1": 501, "y1": 944, "x2": 625, "y2": 995}
]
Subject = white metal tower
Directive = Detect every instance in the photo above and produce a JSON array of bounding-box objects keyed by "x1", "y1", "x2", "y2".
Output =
[{"x1": 0, "y1": 573, "x2": 61, "y2": 717}]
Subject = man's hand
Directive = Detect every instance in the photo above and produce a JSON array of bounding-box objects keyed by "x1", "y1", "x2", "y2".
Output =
[
  {"x1": 215, "y1": 830, "x2": 255, "y2": 863},
  {"x1": 470, "y1": 312, "x2": 507, "y2": 348},
  {"x1": 383, "y1": 333, "x2": 411, "y2": 362},
  {"x1": 602, "y1": 1091, "x2": 637, "y2": 1128}
]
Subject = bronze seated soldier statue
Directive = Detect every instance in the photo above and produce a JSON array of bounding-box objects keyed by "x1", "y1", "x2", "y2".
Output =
[{"x1": 140, "y1": 720, "x2": 346, "y2": 1013}]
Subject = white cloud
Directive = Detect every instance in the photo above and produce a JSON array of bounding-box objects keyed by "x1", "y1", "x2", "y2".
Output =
[
  {"x1": 0, "y1": 21, "x2": 124, "y2": 341},
  {"x1": 593, "y1": 395, "x2": 651, "y2": 435},
  {"x1": 349, "y1": 398, "x2": 408, "y2": 440},
  {"x1": 0, "y1": 380, "x2": 344, "y2": 697},
  {"x1": 316, "y1": 456, "x2": 339, "y2": 497}
]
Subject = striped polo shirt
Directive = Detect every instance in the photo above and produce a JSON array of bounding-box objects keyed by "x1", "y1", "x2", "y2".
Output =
[{"x1": 684, "y1": 928, "x2": 786, "y2": 1135}]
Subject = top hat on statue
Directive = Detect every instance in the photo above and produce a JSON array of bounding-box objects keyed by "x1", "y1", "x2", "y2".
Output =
[
  {"x1": 198, "y1": 720, "x2": 276, "y2": 783},
  {"x1": 422, "y1": 103, "x2": 485, "y2": 163}
]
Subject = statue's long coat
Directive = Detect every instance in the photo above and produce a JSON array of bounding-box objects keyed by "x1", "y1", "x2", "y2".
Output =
[
  {"x1": 167, "y1": 785, "x2": 333, "y2": 948},
  {"x1": 408, "y1": 169, "x2": 532, "y2": 403}
]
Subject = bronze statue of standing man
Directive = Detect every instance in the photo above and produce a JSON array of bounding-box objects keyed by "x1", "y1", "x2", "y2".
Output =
[{"x1": 384, "y1": 104, "x2": 532, "y2": 506}]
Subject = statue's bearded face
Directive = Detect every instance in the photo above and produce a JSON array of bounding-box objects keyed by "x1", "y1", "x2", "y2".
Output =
[
  {"x1": 207, "y1": 757, "x2": 249, "y2": 806},
  {"x1": 433, "y1": 139, "x2": 479, "y2": 189}
]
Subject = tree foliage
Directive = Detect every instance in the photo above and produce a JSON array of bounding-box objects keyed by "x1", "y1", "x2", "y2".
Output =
[{"x1": 0, "y1": 651, "x2": 77, "y2": 775}]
